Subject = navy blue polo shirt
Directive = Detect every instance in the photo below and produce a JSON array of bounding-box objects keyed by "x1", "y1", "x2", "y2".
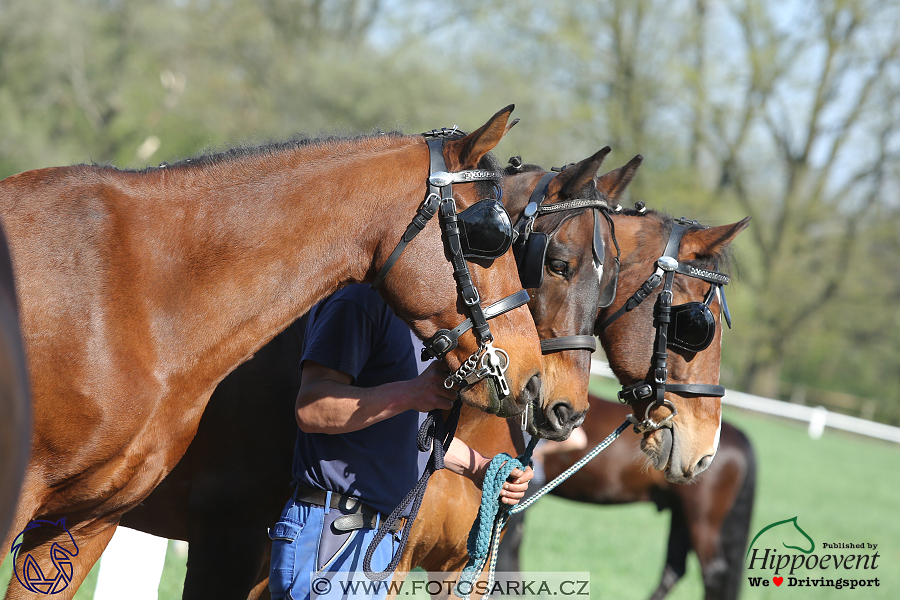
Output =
[{"x1": 293, "y1": 284, "x2": 428, "y2": 515}]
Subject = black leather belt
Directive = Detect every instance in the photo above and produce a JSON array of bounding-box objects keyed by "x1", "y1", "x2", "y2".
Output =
[{"x1": 293, "y1": 485, "x2": 403, "y2": 533}]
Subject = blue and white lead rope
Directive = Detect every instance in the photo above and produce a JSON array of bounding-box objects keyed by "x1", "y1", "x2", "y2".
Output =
[{"x1": 456, "y1": 419, "x2": 632, "y2": 600}]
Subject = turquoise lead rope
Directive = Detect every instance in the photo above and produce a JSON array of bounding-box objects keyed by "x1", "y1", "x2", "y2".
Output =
[{"x1": 456, "y1": 419, "x2": 632, "y2": 600}]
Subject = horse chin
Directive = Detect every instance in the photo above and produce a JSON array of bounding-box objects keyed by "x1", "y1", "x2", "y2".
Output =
[{"x1": 640, "y1": 426, "x2": 673, "y2": 472}]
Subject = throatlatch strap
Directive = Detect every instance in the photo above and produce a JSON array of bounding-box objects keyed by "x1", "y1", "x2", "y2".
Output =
[{"x1": 371, "y1": 193, "x2": 441, "y2": 290}]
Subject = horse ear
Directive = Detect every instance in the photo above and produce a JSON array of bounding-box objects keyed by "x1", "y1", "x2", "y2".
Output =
[
  {"x1": 597, "y1": 154, "x2": 643, "y2": 203},
  {"x1": 548, "y1": 146, "x2": 612, "y2": 199},
  {"x1": 680, "y1": 217, "x2": 751, "y2": 259},
  {"x1": 445, "y1": 105, "x2": 515, "y2": 170}
]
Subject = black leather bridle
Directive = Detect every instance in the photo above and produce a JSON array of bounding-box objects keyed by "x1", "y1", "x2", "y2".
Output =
[
  {"x1": 371, "y1": 129, "x2": 531, "y2": 400},
  {"x1": 598, "y1": 216, "x2": 732, "y2": 433},
  {"x1": 512, "y1": 171, "x2": 619, "y2": 357}
]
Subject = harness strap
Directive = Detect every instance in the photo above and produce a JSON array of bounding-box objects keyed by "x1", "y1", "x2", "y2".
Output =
[
  {"x1": 535, "y1": 198, "x2": 612, "y2": 214},
  {"x1": 539, "y1": 335, "x2": 597, "y2": 354},
  {"x1": 676, "y1": 263, "x2": 730, "y2": 285},
  {"x1": 598, "y1": 271, "x2": 663, "y2": 329},
  {"x1": 370, "y1": 193, "x2": 441, "y2": 290},
  {"x1": 363, "y1": 401, "x2": 462, "y2": 580}
]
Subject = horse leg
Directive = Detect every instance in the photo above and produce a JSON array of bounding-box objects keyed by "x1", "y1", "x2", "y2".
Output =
[
  {"x1": 648, "y1": 504, "x2": 690, "y2": 600},
  {"x1": 682, "y1": 501, "x2": 732, "y2": 600},
  {"x1": 4, "y1": 518, "x2": 117, "y2": 600}
]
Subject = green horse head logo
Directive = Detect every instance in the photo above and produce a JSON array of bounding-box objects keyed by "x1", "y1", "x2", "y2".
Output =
[{"x1": 746, "y1": 516, "x2": 815, "y2": 560}]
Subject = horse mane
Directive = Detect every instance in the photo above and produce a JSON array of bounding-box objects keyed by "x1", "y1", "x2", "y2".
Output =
[
  {"x1": 114, "y1": 130, "x2": 410, "y2": 174},
  {"x1": 86, "y1": 128, "x2": 502, "y2": 198}
]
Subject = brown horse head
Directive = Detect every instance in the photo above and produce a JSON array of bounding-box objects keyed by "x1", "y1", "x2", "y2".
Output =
[
  {"x1": 375, "y1": 105, "x2": 542, "y2": 417},
  {"x1": 501, "y1": 148, "x2": 627, "y2": 440},
  {"x1": 598, "y1": 200, "x2": 750, "y2": 483}
]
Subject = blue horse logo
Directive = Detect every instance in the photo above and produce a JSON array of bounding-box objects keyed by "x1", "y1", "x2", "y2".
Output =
[{"x1": 11, "y1": 518, "x2": 79, "y2": 594}]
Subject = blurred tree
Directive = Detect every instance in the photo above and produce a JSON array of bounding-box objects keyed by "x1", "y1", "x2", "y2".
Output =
[
  {"x1": 437, "y1": 0, "x2": 900, "y2": 414},
  {"x1": 693, "y1": 0, "x2": 900, "y2": 397}
]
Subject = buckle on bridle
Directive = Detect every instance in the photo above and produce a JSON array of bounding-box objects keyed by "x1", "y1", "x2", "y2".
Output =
[{"x1": 618, "y1": 383, "x2": 653, "y2": 404}]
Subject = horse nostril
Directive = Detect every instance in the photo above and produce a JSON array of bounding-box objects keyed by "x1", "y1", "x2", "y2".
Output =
[
  {"x1": 551, "y1": 401, "x2": 574, "y2": 428},
  {"x1": 521, "y1": 373, "x2": 541, "y2": 407},
  {"x1": 694, "y1": 454, "x2": 715, "y2": 475}
]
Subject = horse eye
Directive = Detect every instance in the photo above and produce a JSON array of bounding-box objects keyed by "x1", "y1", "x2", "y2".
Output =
[{"x1": 548, "y1": 259, "x2": 568, "y2": 276}]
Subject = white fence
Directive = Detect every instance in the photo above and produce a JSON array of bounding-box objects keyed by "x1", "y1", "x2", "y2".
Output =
[{"x1": 590, "y1": 360, "x2": 900, "y2": 444}]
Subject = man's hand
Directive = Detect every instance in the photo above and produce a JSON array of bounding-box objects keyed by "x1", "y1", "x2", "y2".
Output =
[
  {"x1": 392, "y1": 361, "x2": 457, "y2": 413},
  {"x1": 497, "y1": 465, "x2": 534, "y2": 506},
  {"x1": 444, "y1": 438, "x2": 536, "y2": 505},
  {"x1": 295, "y1": 360, "x2": 456, "y2": 434}
]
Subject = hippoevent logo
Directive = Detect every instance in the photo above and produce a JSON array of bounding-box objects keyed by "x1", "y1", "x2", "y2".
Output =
[
  {"x1": 745, "y1": 516, "x2": 880, "y2": 591},
  {"x1": 11, "y1": 518, "x2": 79, "y2": 594}
]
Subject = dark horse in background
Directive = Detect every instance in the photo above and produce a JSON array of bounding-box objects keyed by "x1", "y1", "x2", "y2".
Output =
[
  {"x1": 120, "y1": 147, "x2": 623, "y2": 599},
  {"x1": 0, "y1": 223, "x2": 31, "y2": 547},
  {"x1": 501, "y1": 394, "x2": 756, "y2": 600}
]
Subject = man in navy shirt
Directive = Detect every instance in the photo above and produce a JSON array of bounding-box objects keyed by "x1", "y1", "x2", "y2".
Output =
[{"x1": 269, "y1": 284, "x2": 532, "y2": 600}]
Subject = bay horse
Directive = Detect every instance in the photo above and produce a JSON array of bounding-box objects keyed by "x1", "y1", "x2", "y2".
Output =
[
  {"x1": 117, "y1": 146, "x2": 621, "y2": 599},
  {"x1": 536, "y1": 395, "x2": 757, "y2": 600},
  {"x1": 398, "y1": 199, "x2": 751, "y2": 593},
  {"x1": 0, "y1": 106, "x2": 549, "y2": 599},
  {"x1": 0, "y1": 223, "x2": 31, "y2": 548}
]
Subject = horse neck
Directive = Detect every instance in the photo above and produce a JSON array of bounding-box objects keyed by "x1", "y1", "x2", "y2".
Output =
[{"x1": 124, "y1": 137, "x2": 426, "y2": 391}]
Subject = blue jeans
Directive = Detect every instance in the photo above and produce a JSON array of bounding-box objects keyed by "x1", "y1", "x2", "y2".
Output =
[{"x1": 268, "y1": 496, "x2": 398, "y2": 600}]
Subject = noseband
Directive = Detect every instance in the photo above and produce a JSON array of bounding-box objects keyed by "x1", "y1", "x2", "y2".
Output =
[
  {"x1": 599, "y1": 217, "x2": 732, "y2": 433},
  {"x1": 371, "y1": 129, "x2": 531, "y2": 402}
]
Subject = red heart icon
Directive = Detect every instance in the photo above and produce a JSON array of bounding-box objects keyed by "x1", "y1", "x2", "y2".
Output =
[{"x1": 773, "y1": 577, "x2": 783, "y2": 586}]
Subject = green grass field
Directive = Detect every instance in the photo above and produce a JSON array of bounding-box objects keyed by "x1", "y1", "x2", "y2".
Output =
[{"x1": 3, "y1": 376, "x2": 899, "y2": 598}]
